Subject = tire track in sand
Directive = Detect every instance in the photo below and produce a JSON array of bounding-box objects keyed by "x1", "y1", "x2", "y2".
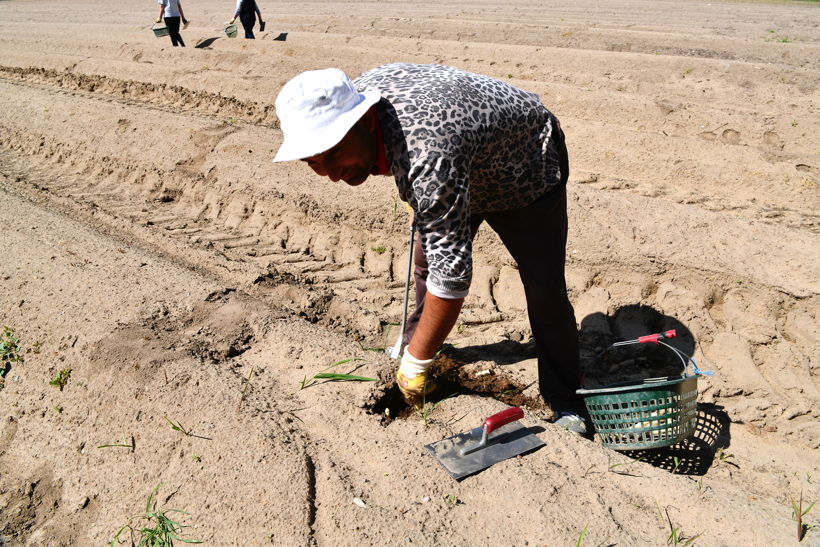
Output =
[{"x1": 0, "y1": 65, "x2": 279, "y2": 127}]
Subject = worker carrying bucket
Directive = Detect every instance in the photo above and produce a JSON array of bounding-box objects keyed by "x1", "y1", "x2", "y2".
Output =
[{"x1": 272, "y1": 64, "x2": 587, "y2": 435}]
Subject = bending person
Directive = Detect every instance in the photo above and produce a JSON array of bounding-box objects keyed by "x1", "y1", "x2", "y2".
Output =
[{"x1": 272, "y1": 64, "x2": 588, "y2": 435}]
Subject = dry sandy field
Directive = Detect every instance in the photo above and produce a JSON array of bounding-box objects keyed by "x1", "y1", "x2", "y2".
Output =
[{"x1": 0, "y1": 0, "x2": 818, "y2": 545}]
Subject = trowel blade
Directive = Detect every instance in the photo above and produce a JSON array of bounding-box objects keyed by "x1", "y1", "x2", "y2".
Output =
[{"x1": 424, "y1": 421, "x2": 545, "y2": 480}]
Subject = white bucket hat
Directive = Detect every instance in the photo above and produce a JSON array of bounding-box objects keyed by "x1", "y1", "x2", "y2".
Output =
[{"x1": 273, "y1": 68, "x2": 381, "y2": 163}]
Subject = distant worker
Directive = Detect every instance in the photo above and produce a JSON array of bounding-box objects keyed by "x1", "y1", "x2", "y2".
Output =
[
  {"x1": 272, "y1": 64, "x2": 588, "y2": 435},
  {"x1": 155, "y1": 0, "x2": 189, "y2": 47},
  {"x1": 229, "y1": 0, "x2": 265, "y2": 39}
]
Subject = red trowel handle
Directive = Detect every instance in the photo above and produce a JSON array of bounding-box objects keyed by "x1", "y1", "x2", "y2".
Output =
[
  {"x1": 484, "y1": 407, "x2": 524, "y2": 434},
  {"x1": 460, "y1": 407, "x2": 525, "y2": 457},
  {"x1": 638, "y1": 329, "x2": 677, "y2": 344}
]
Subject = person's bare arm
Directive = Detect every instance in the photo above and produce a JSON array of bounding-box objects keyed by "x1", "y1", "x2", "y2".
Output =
[
  {"x1": 407, "y1": 294, "x2": 463, "y2": 360},
  {"x1": 156, "y1": 3, "x2": 164, "y2": 23},
  {"x1": 178, "y1": 1, "x2": 187, "y2": 24}
]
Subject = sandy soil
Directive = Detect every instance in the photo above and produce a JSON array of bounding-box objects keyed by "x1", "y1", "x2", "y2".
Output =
[{"x1": 0, "y1": 0, "x2": 818, "y2": 545}]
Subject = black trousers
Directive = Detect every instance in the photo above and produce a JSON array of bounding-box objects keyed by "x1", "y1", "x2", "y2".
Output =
[
  {"x1": 402, "y1": 123, "x2": 582, "y2": 413},
  {"x1": 164, "y1": 16, "x2": 185, "y2": 47},
  {"x1": 240, "y1": 13, "x2": 256, "y2": 39}
]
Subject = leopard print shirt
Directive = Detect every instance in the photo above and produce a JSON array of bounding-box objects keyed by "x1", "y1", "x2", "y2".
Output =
[{"x1": 354, "y1": 63, "x2": 564, "y2": 298}]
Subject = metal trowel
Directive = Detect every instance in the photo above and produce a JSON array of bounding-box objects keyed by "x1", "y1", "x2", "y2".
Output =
[{"x1": 424, "y1": 407, "x2": 545, "y2": 480}]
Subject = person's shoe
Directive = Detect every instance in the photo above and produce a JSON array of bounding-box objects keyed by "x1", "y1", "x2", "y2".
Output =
[
  {"x1": 182, "y1": 19, "x2": 190, "y2": 29},
  {"x1": 396, "y1": 370, "x2": 436, "y2": 407},
  {"x1": 554, "y1": 411, "x2": 587, "y2": 436},
  {"x1": 259, "y1": 20, "x2": 266, "y2": 32}
]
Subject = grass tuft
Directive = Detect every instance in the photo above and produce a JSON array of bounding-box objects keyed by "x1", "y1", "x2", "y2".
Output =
[
  {"x1": 164, "y1": 416, "x2": 212, "y2": 441},
  {"x1": 98, "y1": 435, "x2": 136, "y2": 451},
  {"x1": 298, "y1": 358, "x2": 376, "y2": 390},
  {"x1": 716, "y1": 448, "x2": 739, "y2": 468},
  {"x1": 313, "y1": 372, "x2": 377, "y2": 381},
  {"x1": 110, "y1": 484, "x2": 202, "y2": 546},
  {"x1": 237, "y1": 366, "x2": 255, "y2": 413},
  {"x1": 576, "y1": 526, "x2": 588, "y2": 546},
  {"x1": 49, "y1": 368, "x2": 72, "y2": 391},
  {"x1": 662, "y1": 505, "x2": 702, "y2": 546},
  {"x1": 416, "y1": 392, "x2": 455, "y2": 426},
  {"x1": 1, "y1": 326, "x2": 25, "y2": 385},
  {"x1": 791, "y1": 490, "x2": 817, "y2": 542}
]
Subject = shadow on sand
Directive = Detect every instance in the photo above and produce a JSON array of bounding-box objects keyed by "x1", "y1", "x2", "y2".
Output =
[
  {"x1": 620, "y1": 403, "x2": 732, "y2": 476},
  {"x1": 195, "y1": 37, "x2": 220, "y2": 48}
]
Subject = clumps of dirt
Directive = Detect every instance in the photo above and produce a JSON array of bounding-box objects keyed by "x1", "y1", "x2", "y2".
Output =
[
  {"x1": 252, "y1": 270, "x2": 303, "y2": 288},
  {"x1": 437, "y1": 355, "x2": 547, "y2": 409},
  {"x1": 204, "y1": 288, "x2": 236, "y2": 302},
  {"x1": 119, "y1": 291, "x2": 263, "y2": 366},
  {"x1": 187, "y1": 323, "x2": 254, "y2": 364},
  {"x1": 365, "y1": 354, "x2": 547, "y2": 424},
  {"x1": 0, "y1": 468, "x2": 64, "y2": 544},
  {"x1": 252, "y1": 269, "x2": 333, "y2": 324},
  {"x1": 366, "y1": 385, "x2": 418, "y2": 422}
]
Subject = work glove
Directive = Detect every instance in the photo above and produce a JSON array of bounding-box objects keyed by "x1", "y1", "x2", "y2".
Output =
[
  {"x1": 399, "y1": 348, "x2": 434, "y2": 378},
  {"x1": 396, "y1": 348, "x2": 437, "y2": 406}
]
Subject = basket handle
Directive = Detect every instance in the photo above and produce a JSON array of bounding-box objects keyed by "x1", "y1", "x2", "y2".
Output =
[
  {"x1": 608, "y1": 330, "x2": 713, "y2": 378},
  {"x1": 643, "y1": 376, "x2": 675, "y2": 384},
  {"x1": 610, "y1": 329, "x2": 677, "y2": 347}
]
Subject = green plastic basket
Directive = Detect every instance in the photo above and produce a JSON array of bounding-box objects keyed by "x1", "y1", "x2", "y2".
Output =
[
  {"x1": 152, "y1": 24, "x2": 170, "y2": 37},
  {"x1": 577, "y1": 374, "x2": 698, "y2": 450}
]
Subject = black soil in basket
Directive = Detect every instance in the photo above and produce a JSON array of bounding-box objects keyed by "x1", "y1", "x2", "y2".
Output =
[{"x1": 583, "y1": 343, "x2": 690, "y2": 388}]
